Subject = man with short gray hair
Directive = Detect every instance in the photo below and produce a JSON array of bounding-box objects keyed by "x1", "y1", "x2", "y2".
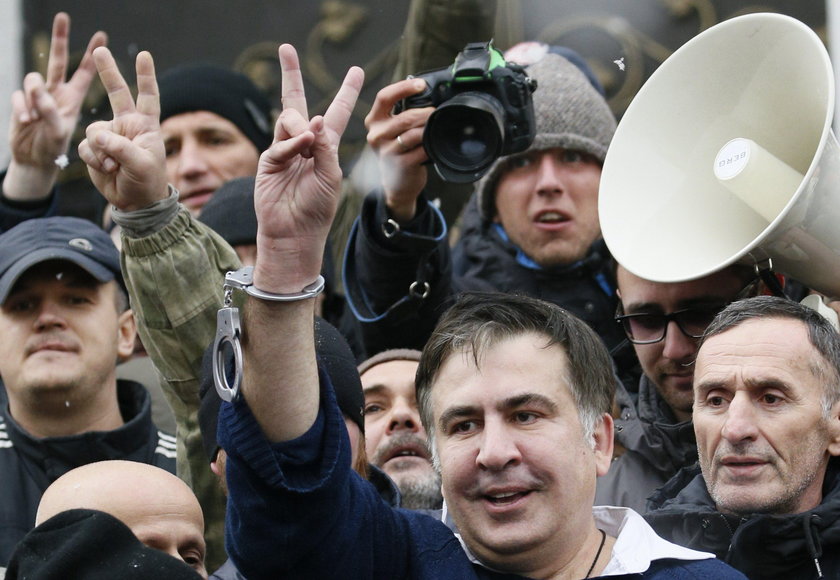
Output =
[{"x1": 647, "y1": 295, "x2": 840, "y2": 578}]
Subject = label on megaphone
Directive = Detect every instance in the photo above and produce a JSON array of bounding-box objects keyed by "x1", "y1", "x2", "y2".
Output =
[{"x1": 714, "y1": 138, "x2": 804, "y2": 224}]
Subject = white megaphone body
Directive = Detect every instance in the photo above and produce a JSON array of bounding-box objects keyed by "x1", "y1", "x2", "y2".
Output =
[{"x1": 599, "y1": 12, "x2": 840, "y2": 299}]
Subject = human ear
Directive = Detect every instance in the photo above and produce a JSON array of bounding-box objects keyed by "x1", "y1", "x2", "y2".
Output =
[
  {"x1": 826, "y1": 400, "x2": 840, "y2": 457},
  {"x1": 116, "y1": 308, "x2": 137, "y2": 362},
  {"x1": 593, "y1": 413, "x2": 614, "y2": 476}
]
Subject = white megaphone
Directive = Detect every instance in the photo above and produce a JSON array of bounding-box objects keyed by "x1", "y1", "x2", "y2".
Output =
[{"x1": 599, "y1": 12, "x2": 840, "y2": 299}]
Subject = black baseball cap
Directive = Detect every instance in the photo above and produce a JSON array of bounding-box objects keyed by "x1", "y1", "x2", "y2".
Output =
[{"x1": 0, "y1": 217, "x2": 124, "y2": 304}]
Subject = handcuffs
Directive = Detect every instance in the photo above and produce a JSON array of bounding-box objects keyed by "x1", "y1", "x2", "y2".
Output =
[{"x1": 212, "y1": 266, "x2": 325, "y2": 402}]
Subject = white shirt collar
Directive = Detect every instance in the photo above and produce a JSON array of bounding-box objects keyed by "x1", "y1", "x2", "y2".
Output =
[
  {"x1": 442, "y1": 503, "x2": 713, "y2": 576},
  {"x1": 595, "y1": 505, "x2": 713, "y2": 575}
]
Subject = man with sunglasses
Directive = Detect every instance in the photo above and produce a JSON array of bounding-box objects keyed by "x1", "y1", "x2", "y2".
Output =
[{"x1": 595, "y1": 264, "x2": 756, "y2": 512}]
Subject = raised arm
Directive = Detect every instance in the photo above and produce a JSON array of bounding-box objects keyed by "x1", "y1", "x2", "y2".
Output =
[
  {"x1": 77, "y1": 47, "x2": 233, "y2": 570},
  {"x1": 243, "y1": 44, "x2": 363, "y2": 441},
  {"x1": 4, "y1": 13, "x2": 106, "y2": 201}
]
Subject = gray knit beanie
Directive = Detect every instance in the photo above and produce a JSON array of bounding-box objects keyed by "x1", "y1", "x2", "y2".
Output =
[
  {"x1": 357, "y1": 348, "x2": 422, "y2": 377},
  {"x1": 476, "y1": 53, "x2": 616, "y2": 222}
]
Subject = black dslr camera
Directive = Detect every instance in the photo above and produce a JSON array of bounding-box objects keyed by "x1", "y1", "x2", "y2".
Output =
[{"x1": 394, "y1": 41, "x2": 537, "y2": 183}]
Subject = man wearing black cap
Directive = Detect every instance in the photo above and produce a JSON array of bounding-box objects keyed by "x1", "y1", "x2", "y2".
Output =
[
  {"x1": 0, "y1": 216, "x2": 176, "y2": 567},
  {"x1": 157, "y1": 64, "x2": 273, "y2": 215}
]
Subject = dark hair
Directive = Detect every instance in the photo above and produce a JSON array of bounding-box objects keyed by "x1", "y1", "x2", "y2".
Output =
[
  {"x1": 701, "y1": 295, "x2": 840, "y2": 413},
  {"x1": 416, "y1": 292, "x2": 616, "y2": 450},
  {"x1": 114, "y1": 285, "x2": 130, "y2": 314}
]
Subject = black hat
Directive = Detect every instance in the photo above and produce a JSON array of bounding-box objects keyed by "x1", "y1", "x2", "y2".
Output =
[
  {"x1": 0, "y1": 217, "x2": 124, "y2": 304},
  {"x1": 315, "y1": 317, "x2": 365, "y2": 435},
  {"x1": 158, "y1": 64, "x2": 273, "y2": 153},
  {"x1": 199, "y1": 317, "x2": 364, "y2": 463},
  {"x1": 197, "y1": 176, "x2": 258, "y2": 247},
  {"x1": 6, "y1": 509, "x2": 202, "y2": 579}
]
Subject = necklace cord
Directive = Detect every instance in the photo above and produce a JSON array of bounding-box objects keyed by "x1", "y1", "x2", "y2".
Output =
[{"x1": 584, "y1": 528, "x2": 607, "y2": 579}]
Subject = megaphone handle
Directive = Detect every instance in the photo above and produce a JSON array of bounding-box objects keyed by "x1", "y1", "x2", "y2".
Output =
[{"x1": 755, "y1": 262, "x2": 787, "y2": 298}]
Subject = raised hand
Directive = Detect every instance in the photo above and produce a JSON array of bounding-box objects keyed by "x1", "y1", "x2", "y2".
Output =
[
  {"x1": 364, "y1": 78, "x2": 433, "y2": 222},
  {"x1": 252, "y1": 44, "x2": 364, "y2": 294},
  {"x1": 4, "y1": 12, "x2": 107, "y2": 200},
  {"x1": 78, "y1": 47, "x2": 168, "y2": 212}
]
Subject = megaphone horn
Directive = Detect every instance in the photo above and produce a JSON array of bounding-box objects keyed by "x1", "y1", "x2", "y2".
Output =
[{"x1": 599, "y1": 13, "x2": 840, "y2": 298}]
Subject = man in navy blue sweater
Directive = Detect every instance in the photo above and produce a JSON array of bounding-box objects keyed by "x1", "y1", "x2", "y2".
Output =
[{"x1": 81, "y1": 40, "x2": 744, "y2": 580}]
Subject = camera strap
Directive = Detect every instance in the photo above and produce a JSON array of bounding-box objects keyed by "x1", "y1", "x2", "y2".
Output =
[{"x1": 342, "y1": 201, "x2": 447, "y2": 323}]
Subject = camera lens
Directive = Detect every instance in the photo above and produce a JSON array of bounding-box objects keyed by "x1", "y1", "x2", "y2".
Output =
[{"x1": 425, "y1": 92, "x2": 505, "y2": 183}]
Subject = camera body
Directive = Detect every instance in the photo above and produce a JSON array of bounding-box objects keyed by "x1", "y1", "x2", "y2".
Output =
[{"x1": 395, "y1": 41, "x2": 537, "y2": 183}]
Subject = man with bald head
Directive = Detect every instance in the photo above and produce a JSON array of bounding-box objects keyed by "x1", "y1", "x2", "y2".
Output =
[{"x1": 36, "y1": 460, "x2": 207, "y2": 578}]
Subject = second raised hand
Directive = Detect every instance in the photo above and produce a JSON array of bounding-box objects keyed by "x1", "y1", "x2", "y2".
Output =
[
  {"x1": 252, "y1": 43, "x2": 364, "y2": 295},
  {"x1": 78, "y1": 47, "x2": 168, "y2": 212}
]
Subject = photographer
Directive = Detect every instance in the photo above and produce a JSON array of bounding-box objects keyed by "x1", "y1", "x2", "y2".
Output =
[{"x1": 343, "y1": 48, "x2": 629, "y2": 371}]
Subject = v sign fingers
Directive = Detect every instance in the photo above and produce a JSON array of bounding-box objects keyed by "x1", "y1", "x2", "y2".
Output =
[
  {"x1": 3, "y1": 12, "x2": 108, "y2": 202},
  {"x1": 251, "y1": 46, "x2": 363, "y2": 294},
  {"x1": 82, "y1": 48, "x2": 167, "y2": 211},
  {"x1": 44, "y1": 13, "x2": 107, "y2": 94}
]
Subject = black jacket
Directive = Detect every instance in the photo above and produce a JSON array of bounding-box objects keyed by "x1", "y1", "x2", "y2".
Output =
[
  {"x1": 595, "y1": 375, "x2": 697, "y2": 513},
  {"x1": 344, "y1": 191, "x2": 629, "y2": 370},
  {"x1": 645, "y1": 459, "x2": 840, "y2": 579},
  {"x1": 0, "y1": 170, "x2": 60, "y2": 234},
  {"x1": 0, "y1": 380, "x2": 176, "y2": 565}
]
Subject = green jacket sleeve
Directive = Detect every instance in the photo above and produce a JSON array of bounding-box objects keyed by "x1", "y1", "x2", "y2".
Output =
[{"x1": 120, "y1": 207, "x2": 239, "y2": 572}]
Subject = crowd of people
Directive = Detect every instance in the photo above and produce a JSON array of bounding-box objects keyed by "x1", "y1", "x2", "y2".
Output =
[{"x1": 0, "y1": 5, "x2": 838, "y2": 580}]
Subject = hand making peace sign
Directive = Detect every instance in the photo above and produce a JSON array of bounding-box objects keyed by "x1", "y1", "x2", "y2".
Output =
[
  {"x1": 78, "y1": 47, "x2": 168, "y2": 212},
  {"x1": 251, "y1": 44, "x2": 364, "y2": 294}
]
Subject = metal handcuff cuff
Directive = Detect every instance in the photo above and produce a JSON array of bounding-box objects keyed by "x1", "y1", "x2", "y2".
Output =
[{"x1": 212, "y1": 266, "x2": 325, "y2": 402}]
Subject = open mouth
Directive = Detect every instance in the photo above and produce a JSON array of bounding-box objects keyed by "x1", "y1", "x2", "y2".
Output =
[
  {"x1": 484, "y1": 490, "x2": 531, "y2": 506},
  {"x1": 535, "y1": 211, "x2": 569, "y2": 224},
  {"x1": 382, "y1": 442, "x2": 431, "y2": 465}
]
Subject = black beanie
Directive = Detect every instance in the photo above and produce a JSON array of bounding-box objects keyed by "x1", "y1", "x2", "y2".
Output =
[
  {"x1": 6, "y1": 509, "x2": 202, "y2": 579},
  {"x1": 199, "y1": 317, "x2": 365, "y2": 463},
  {"x1": 198, "y1": 176, "x2": 258, "y2": 247},
  {"x1": 158, "y1": 63, "x2": 273, "y2": 153},
  {"x1": 314, "y1": 317, "x2": 366, "y2": 435}
]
